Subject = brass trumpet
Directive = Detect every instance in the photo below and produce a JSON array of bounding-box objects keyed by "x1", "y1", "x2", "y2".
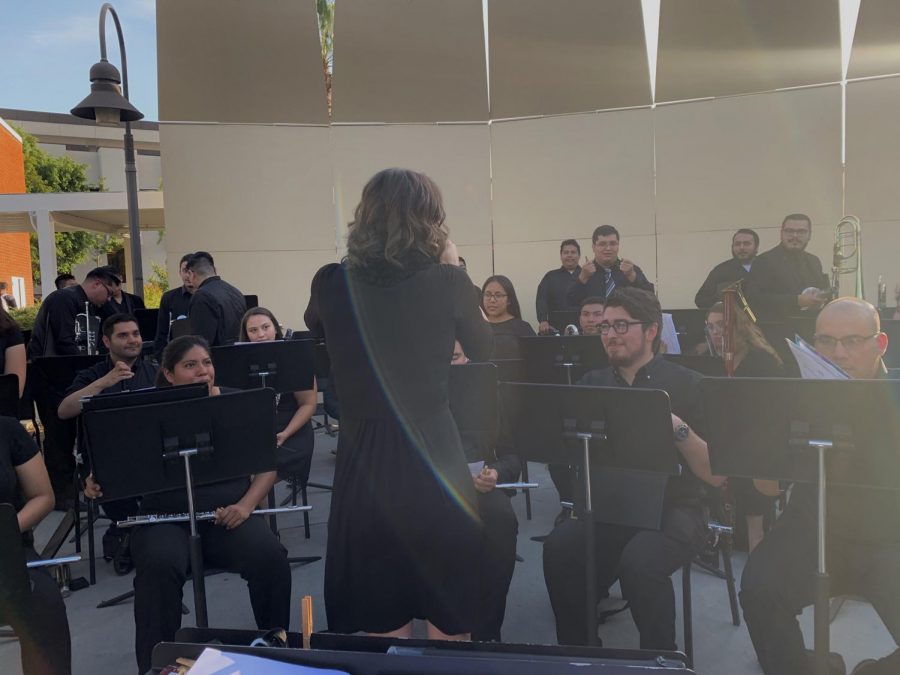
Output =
[{"x1": 831, "y1": 215, "x2": 864, "y2": 300}]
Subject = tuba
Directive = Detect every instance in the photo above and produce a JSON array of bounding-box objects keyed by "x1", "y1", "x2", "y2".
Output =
[{"x1": 831, "y1": 215, "x2": 864, "y2": 300}]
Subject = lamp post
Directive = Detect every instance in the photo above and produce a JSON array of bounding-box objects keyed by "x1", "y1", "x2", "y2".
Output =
[{"x1": 71, "y1": 3, "x2": 145, "y2": 299}]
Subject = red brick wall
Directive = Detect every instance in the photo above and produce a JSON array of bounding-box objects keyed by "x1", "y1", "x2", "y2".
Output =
[{"x1": 0, "y1": 121, "x2": 33, "y2": 306}]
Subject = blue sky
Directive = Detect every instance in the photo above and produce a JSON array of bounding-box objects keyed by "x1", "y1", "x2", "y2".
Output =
[{"x1": 0, "y1": 0, "x2": 159, "y2": 120}]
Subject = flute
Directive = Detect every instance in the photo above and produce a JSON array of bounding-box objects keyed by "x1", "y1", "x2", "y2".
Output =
[{"x1": 116, "y1": 505, "x2": 311, "y2": 528}]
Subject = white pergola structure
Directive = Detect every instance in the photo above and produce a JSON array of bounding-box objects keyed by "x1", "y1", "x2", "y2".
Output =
[{"x1": 0, "y1": 190, "x2": 164, "y2": 291}]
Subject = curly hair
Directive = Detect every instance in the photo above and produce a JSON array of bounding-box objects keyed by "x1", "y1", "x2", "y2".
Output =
[
  {"x1": 708, "y1": 301, "x2": 783, "y2": 366},
  {"x1": 345, "y1": 168, "x2": 448, "y2": 272}
]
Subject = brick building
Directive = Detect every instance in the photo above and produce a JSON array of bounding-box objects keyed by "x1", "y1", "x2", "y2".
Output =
[{"x1": 0, "y1": 117, "x2": 31, "y2": 306}]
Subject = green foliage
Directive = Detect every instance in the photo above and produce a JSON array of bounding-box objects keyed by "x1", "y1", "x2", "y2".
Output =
[
  {"x1": 317, "y1": 0, "x2": 334, "y2": 113},
  {"x1": 142, "y1": 262, "x2": 170, "y2": 309},
  {"x1": 9, "y1": 305, "x2": 40, "y2": 330},
  {"x1": 150, "y1": 262, "x2": 169, "y2": 292}
]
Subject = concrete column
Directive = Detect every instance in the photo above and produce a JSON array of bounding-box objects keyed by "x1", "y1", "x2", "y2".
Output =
[{"x1": 34, "y1": 210, "x2": 57, "y2": 296}]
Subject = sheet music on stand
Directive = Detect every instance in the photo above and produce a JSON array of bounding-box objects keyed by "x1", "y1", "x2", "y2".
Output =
[
  {"x1": 786, "y1": 336, "x2": 848, "y2": 380},
  {"x1": 660, "y1": 313, "x2": 681, "y2": 355}
]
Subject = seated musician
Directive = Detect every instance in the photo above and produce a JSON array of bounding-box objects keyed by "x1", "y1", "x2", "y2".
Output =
[
  {"x1": 705, "y1": 302, "x2": 783, "y2": 552},
  {"x1": 59, "y1": 313, "x2": 158, "y2": 569},
  {"x1": 578, "y1": 296, "x2": 605, "y2": 336},
  {"x1": 741, "y1": 298, "x2": 900, "y2": 675},
  {"x1": 451, "y1": 342, "x2": 520, "y2": 642},
  {"x1": 543, "y1": 288, "x2": 724, "y2": 649},
  {"x1": 84, "y1": 336, "x2": 291, "y2": 674},
  {"x1": 482, "y1": 275, "x2": 535, "y2": 359},
  {"x1": 239, "y1": 307, "x2": 317, "y2": 483},
  {"x1": 0, "y1": 416, "x2": 71, "y2": 675}
]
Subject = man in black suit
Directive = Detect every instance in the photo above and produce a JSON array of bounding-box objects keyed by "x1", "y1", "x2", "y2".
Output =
[
  {"x1": 746, "y1": 214, "x2": 829, "y2": 322},
  {"x1": 153, "y1": 253, "x2": 195, "y2": 359},
  {"x1": 566, "y1": 225, "x2": 654, "y2": 308},
  {"x1": 694, "y1": 228, "x2": 759, "y2": 309}
]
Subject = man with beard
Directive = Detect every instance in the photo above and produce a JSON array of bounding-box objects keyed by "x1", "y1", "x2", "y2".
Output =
[
  {"x1": 695, "y1": 228, "x2": 759, "y2": 309},
  {"x1": 543, "y1": 288, "x2": 723, "y2": 649}
]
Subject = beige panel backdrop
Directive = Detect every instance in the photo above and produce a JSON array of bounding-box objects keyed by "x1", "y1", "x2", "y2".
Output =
[
  {"x1": 490, "y1": 109, "x2": 655, "y2": 245},
  {"x1": 847, "y1": 0, "x2": 900, "y2": 79},
  {"x1": 845, "y1": 77, "x2": 900, "y2": 305},
  {"x1": 331, "y1": 0, "x2": 488, "y2": 123},
  {"x1": 156, "y1": 0, "x2": 328, "y2": 124},
  {"x1": 654, "y1": 86, "x2": 843, "y2": 242},
  {"x1": 488, "y1": 0, "x2": 650, "y2": 119},
  {"x1": 160, "y1": 123, "x2": 337, "y2": 324},
  {"x1": 330, "y1": 124, "x2": 492, "y2": 251},
  {"x1": 656, "y1": 0, "x2": 841, "y2": 102}
]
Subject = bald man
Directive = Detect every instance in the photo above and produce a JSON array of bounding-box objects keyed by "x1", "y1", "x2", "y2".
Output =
[{"x1": 741, "y1": 298, "x2": 900, "y2": 675}]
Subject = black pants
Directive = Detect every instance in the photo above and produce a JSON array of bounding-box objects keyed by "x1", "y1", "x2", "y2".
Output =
[
  {"x1": 741, "y1": 506, "x2": 900, "y2": 675},
  {"x1": 543, "y1": 505, "x2": 705, "y2": 649},
  {"x1": 30, "y1": 375, "x2": 76, "y2": 499},
  {"x1": 130, "y1": 516, "x2": 291, "y2": 674},
  {"x1": 548, "y1": 463, "x2": 576, "y2": 504},
  {"x1": 0, "y1": 547, "x2": 72, "y2": 675},
  {"x1": 473, "y1": 489, "x2": 518, "y2": 641}
]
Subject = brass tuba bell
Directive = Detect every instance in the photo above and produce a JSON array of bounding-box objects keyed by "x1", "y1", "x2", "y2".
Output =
[{"x1": 831, "y1": 215, "x2": 864, "y2": 300}]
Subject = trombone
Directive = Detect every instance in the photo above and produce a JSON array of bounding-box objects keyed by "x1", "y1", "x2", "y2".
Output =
[{"x1": 831, "y1": 216, "x2": 864, "y2": 300}]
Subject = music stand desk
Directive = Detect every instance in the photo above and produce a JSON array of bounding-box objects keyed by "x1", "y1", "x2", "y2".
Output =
[
  {"x1": 519, "y1": 335, "x2": 608, "y2": 385},
  {"x1": 500, "y1": 382, "x2": 678, "y2": 646},
  {"x1": 212, "y1": 340, "x2": 315, "y2": 393},
  {"x1": 700, "y1": 377, "x2": 900, "y2": 675},
  {"x1": 83, "y1": 388, "x2": 277, "y2": 627}
]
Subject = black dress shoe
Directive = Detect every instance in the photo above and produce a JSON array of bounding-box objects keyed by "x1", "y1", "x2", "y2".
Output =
[{"x1": 851, "y1": 660, "x2": 878, "y2": 675}]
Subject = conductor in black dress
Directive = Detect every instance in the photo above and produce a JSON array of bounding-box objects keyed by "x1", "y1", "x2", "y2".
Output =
[{"x1": 305, "y1": 168, "x2": 493, "y2": 640}]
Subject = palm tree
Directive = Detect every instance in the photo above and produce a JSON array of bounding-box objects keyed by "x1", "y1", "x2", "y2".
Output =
[{"x1": 317, "y1": 0, "x2": 335, "y2": 115}]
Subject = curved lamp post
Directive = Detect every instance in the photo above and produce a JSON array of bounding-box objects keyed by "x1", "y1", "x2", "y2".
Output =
[{"x1": 71, "y1": 3, "x2": 145, "y2": 299}]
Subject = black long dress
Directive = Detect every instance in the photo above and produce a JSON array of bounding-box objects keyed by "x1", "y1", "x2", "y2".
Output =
[{"x1": 305, "y1": 259, "x2": 493, "y2": 634}]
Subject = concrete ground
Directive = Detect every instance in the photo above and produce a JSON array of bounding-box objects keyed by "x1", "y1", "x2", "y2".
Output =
[{"x1": 2, "y1": 427, "x2": 893, "y2": 674}]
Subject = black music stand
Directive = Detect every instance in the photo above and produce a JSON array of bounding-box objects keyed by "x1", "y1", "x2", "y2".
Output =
[
  {"x1": 519, "y1": 335, "x2": 608, "y2": 385},
  {"x1": 83, "y1": 388, "x2": 277, "y2": 627},
  {"x1": 133, "y1": 308, "x2": 159, "y2": 341},
  {"x1": 662, "y1": 354, "x2": 726, "y2": 377},
  {"x1": 700, "y1": 377, "x2": 900, "y2": 675},
  {"x1": 549, "y1": 309, "x2": 579, "y2": 333},
  {"x1": 212, "y1": 340, "x2": 315, "y2": 393},
  {"x1": 490, "y1": 358, "x2": 527, "y2": 383},
  {"x1": 450, "y1": 362, "x2": 499, "y2": 456},
  {"x1": 500, "y1": 382, "x2": 679, "y2": 646},
  {"x1": 0, "y1": 373, "x2": 17, "y2": 418},
  {"x1": 211, "y1": 340, "x2": 319, "y2": 563}
]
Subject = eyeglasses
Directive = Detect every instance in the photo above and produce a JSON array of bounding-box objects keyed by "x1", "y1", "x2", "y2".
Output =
[
  {"x1": 813, "y1": 334, "x2": 878, "y2": 351},
  {"x1": 782, "y1": 227, "x2": 810, "y2": 237},
  {"x1": 599, "y1": 320, "x2": 649, "y2": 335},
  {"x1": 483, "y1": 292, "x2": 507, "y2": 301}
]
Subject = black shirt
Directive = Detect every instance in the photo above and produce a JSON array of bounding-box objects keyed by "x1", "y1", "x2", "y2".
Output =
[
  {"x1": 0, "y1": 324, "x2": 24, "y2": 375},
  {"x1": 746, "y1": 244, "x2": 829, "y2": 321},
  {"x1": 65, "y1": 357, "x2": 159, "y2": 398},
  {"x1": 536, "y1": 266, "x2": 581, "y2": 323},
  {"x1": 28, "y1": 285, "x2": 101, "y2": 358},
  {"x1": 107, "y1": 291, "x2": 145, "y2": 315},
  {"x1": 0, "y1": 417, "x2": 39, "y2": 543},
  {"x1": 189, "y1": 276, "x2": 246, "y2": 347},
  {"x1": 488, "y1": 318, "x2": 535, "y2": 360},
  {"x1": 153, "y1": 286, "x2": 193, "y2": 359},
  {"x1": 733, "y1": 348, "x2": 783, "y2": 378},
  {"x1": 578, "y1": 355, "x2": 706, "y2": 506},
  {"x1": 694, "y1": 258, "x2": 752, "y2": 309},
  {"x1": 566, "y1": 261, "x2": 654, "y2": 307}
]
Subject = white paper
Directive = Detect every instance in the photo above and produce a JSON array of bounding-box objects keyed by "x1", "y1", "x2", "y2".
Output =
[
  {"x1": 188, "y1": 647, "x2": 349, "y2": 674},
  {"x1": 660, "y1": 313, "x2": 682, "y2": 355},
  {"x1": 468, "y1": 461, "x2": 485, "y2": 477},
  {"x1": 786, "y1": 336, "x2": 849, "y2": 380}
]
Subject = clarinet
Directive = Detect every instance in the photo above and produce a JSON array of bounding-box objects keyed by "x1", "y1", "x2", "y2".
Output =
[{"x1": 116, "y1": 505, "x2": 311, "y2": 528}]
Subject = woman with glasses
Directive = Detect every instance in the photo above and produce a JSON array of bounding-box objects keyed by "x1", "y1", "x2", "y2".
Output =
[
  {"x1": 481, "y1": 275, "x2": 535, "y2": 359},
  {"x1": 305, "y1": 168, "x2": 492, "y2": 641},
  {"x1": 705, "y1": 302, "x2": 783, "y2": 552}
]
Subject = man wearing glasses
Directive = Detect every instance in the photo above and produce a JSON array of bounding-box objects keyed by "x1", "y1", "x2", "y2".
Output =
[
  {"x1": 746, "y1": 214, "x2": 830, "y2": 322},
  {"x1": 566, "y1": 225, "x2": 654, "y2": 309},
  {"x1": 543, "y1": 288, "x2": 723, "y2": 650},
  {"x1": 27, "y1": 265, "x2": 120, "y2": 509},
  {"x1": 742, "y1": 298, "x2": 900, "y2": 675}
]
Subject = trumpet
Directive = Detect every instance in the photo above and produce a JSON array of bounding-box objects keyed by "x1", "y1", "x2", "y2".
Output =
[
  {"x1": 74, "y1": 301, "x2": 100, "y2": 355},
  {"x1": 831, "y1": 215, "x2": 864, "y2": 300}
]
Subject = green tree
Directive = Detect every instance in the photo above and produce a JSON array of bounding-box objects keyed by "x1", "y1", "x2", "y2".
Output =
[{"x1": 12, "y1": 124, "x2": 123, "y2": 284}]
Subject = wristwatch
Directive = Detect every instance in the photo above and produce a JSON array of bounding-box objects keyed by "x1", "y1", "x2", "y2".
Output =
[{"x1": 674, "y1": 422, "x2": 690, "y2": 442}]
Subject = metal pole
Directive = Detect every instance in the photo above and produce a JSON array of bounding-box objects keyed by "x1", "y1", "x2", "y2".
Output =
[
  {"x1": 100, "y1": 3, "x2": 144, "y2": 299},
  {"x1": 812, "y1": 441, "x2": 832, "y2": 675},
  {"x1": 182, "y1": 451, "x2": 208, "y2": 627},
  {"x1": 581, "y1": 434, "x2": 597, "y2": 646}
]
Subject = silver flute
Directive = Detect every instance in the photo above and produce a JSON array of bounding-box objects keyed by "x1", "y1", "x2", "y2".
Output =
[{"x1": 116, "y1": 505, "x2": 311, "y2": 528}]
